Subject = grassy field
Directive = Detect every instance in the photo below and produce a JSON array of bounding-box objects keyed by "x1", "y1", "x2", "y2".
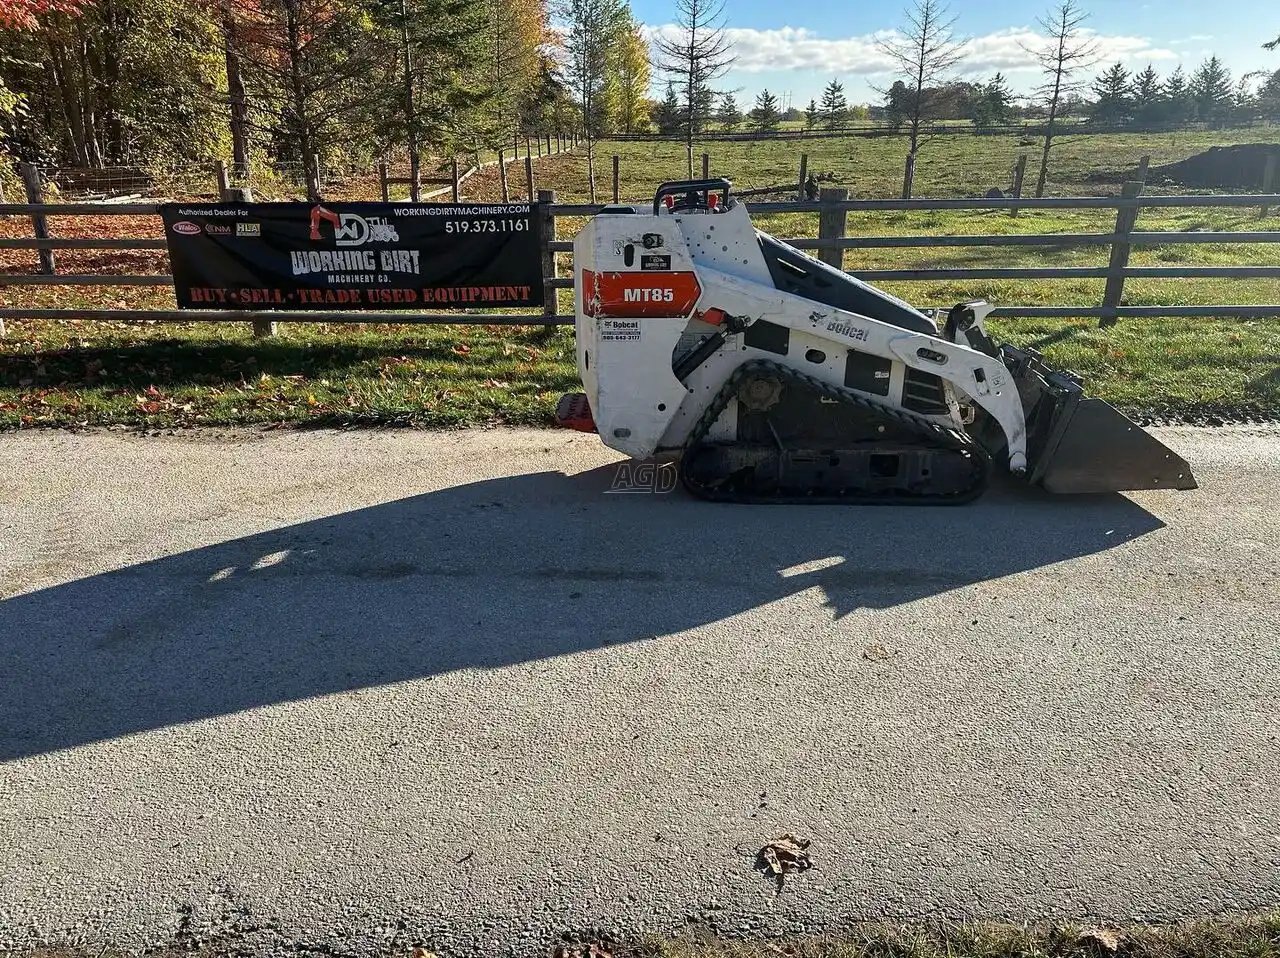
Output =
[{"x1": 1, "y1": 127, "x2": 1278, "y2": 429}]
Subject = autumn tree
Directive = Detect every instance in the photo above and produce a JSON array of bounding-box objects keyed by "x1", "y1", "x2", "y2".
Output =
[
  {"x1": 1024, "y1": 0, "x2": 1098, "y2": 197},
  {"x1": 488, "y1": 0, "x2": 547, "y2": 130},
  {"x1": 564, "y1": 0, "x2": 622, "y2": 201},
  {"x1": 611, "y1": 9, "x2": 651, "y2": 133},
  {"x1": 223, "y1": 0, "x2": 387, "y2": 197},
  {"x1": 878, "y1": 0, "x2": 964, "y2": 197},
  {"x1": 1, "y1": 0, "x2": 226, "y2": 167},
  {"x1": 654, "y1": 0, "x2": 735, "y2": 176}
]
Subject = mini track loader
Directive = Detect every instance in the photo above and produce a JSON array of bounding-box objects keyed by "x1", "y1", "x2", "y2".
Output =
[{"x1": 556, "y1": 179, "x2": 1196, "y2": 503}]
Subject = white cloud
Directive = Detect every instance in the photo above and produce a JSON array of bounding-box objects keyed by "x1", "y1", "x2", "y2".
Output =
[{"x1": 642, "y1": 23, "x2": 1177, "y2": 79}]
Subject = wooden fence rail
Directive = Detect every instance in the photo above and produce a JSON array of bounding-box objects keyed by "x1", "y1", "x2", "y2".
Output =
[{"x1": 1, "y1": 188, "x2": 1278, "y2": 335}]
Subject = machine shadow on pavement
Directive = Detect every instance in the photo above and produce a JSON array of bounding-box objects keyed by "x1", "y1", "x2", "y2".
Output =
[{"x1": 0, "y1": 464, "x2": 1165, "y2": 761}]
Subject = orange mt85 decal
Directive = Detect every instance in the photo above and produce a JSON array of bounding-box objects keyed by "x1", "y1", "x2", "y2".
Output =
[{"x1": 581, "y1": 269, "x2": 702, "y2": 318}]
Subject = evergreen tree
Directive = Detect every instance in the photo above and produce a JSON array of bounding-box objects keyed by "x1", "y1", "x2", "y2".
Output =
[
  {"x1": 970, "y1": 72, "x2": 1014, "y2": 128},
  {"x1": 1090, "y1": 62, "x2": 1132, "y2": 125},
  {"x1": 1258, "y1": 69, "x2": 1280, "y2": 123},
  {"x1": 654, "y1": 82, "x2": 682, "y2": 134},
  {"x1": 748, "y1": 88, "x2": 781, "y2": 131},
  {"x1": 1131, "y1": 64, "x2": 1162, "y2": 125},
  {"x1": 368, "y1": 0, "x2": 498, "y2": 200},
  {"x1": 1161, "y1": 66, "x2": 1195, "y2": 124},
  {"x1": 715, "y1": 92, "x2": 742, "y2": 130},
  {"x1": 1191, "y1": 55, "x2": 1234, "y2": 125},
  {"x1": 820, "y1": 78, "x2": 847, "y2": 129},
  {"x1": 804, "y1": 98, "x2": 819, "y2": 129}
]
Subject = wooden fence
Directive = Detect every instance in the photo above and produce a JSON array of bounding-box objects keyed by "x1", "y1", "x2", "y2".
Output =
[{"x1": 2, "y1": 179, "x2": 1278, "y2": 335}]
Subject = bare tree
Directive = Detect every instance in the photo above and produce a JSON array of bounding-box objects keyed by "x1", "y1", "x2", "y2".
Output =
[
  {"x1": 654, "y1": 0, "x2": 735, "y2": 178},
  {"x1": 563, "y1": 0, "x2": 621, "y2": 202},
  {"x1": 1024, "y1": 0, "x2": 1098, "y2": 197},
  {"x1": 877, "y1": 0, "x2": 963, "y2": 198}
]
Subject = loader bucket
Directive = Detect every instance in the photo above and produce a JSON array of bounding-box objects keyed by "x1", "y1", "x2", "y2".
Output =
[{"x1": 1002, "y1": 344, "x2": 1197, "y2": 494}]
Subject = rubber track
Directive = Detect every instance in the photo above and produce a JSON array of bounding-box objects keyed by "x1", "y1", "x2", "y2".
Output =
[{"x1": 679, "y1": 358, "x2": 992, "y2": 504}]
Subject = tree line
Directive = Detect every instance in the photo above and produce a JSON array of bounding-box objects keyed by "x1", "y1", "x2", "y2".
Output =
[
  {"x1": 0, "y1": 0, "x2": 607, "y2": 193},
  {"x1": 2, "y1": 0, "x2": 1276, "y2": 201}
]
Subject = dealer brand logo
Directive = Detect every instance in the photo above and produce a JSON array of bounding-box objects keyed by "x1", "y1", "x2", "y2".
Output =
[
  {"x1": 309, "y1": 204, "x2": 399, "y2": 246},
  {"x1": 171, "y1": 221, "x2": 201, "y2": 235},
  {"x1": 205, "y1": 223, "x2": 233, "y2": 235},
  {"x1": 236, "y1": 222, "x2": 261, "y2": 237}
]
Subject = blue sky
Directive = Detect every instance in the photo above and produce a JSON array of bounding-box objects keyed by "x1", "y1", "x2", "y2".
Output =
[{"x1": 631, "y1": 0, "x2": 1279, "y2": 106}]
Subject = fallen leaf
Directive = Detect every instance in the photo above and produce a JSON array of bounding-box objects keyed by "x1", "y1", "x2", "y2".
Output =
[
  {"x1": 755, "y1": 833, "x2": 812, "y2": 881},
  {"x1": 863, "y1": 643, "x2": 892, "y2": 662}
]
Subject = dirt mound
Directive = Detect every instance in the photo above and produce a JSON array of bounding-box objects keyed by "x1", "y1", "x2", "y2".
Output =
[{"x1": 1146, "y1": 143, "x2": 1280, "y2": 190}]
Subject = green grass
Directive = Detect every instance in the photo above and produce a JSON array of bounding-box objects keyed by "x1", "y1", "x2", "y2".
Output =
[
  {"x1": 0, "y1": 321, "x2": 578, "y2": 429},
  {"x1": 581, "y1": 128, "x2": 1280, "y2": 201},
  {"x1": 3, "y1": 313, "x2": 1276, "y2": 428},
  {"x1": 2, "y1": 128, "x2": 1278, "y2": 429}
]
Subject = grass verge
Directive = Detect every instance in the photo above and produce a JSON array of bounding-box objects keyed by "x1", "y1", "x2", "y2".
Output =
[
  {"x1": 17, "y1": 914, "x2": 1280, "y2": 958},
  {"x1": 1, "y1": 316, "x2": 1277, "y2": 429},
  {"x1": 637, "y1": 916, "x2": 1280, "y2": 958}
]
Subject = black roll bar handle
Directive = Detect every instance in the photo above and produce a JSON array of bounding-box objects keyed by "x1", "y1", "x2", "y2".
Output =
[{"x1": 652, "y1": 178, "x2": 733, "y2": 215}]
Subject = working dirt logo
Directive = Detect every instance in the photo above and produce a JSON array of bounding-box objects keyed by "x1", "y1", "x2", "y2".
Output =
[{"x1": 309, "y1": 205, "x2": 399, "y2": 246}]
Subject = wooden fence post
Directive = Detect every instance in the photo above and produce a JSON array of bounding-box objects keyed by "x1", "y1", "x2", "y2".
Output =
[
  {"x1": 1136, "y1": 154, "x2": 1150, "y2": 184},
  {"x1": 546, "y1": 133, "x2": 551, "y2": 155},
  {"x1": 379, "y1": 161, "x2": 390, "y2": 202},
  {"x1": 1100, "y1": 180, "x2": 1144, "y2": 328},
  {"x1": 701, "y1": 152, "x2": 710, "y2": 180},
  {"x1": 1010, "y1": 155, "x2": 1027, "y2": 217},
  {"x1": 817, "y1": 187, "x2": 849, "y2": 270},
  {"x1": 1261, "y1": 154, "x2": 1277, "y2": 217},
  {"x1": 498, "y1": 149, "x2": 509, "y2": 202},
  {"x1": 612, "y1": 154, "x2": 620, "y2": 203},
  {"x1": 525, "y1": 136, "x2": 532, "y2": 160},
  {"x1": 525, "y1": 155, "x2": 535, "y2": 201},
  {"x1": 538, "y1": 189, "x2": 557, "y2": 332},
  {"x1": 19, "y1": 162, "x2": 54, "y2": 275},
  {"x1": 215, "y1": 162, "x2": 275, "y2": 337},
  {"x1": 451, "y1": 158, "x2": 460, "y2": 203},
  {"x1": 797, "y1": 153, "x2": 808, "y2": 201}
]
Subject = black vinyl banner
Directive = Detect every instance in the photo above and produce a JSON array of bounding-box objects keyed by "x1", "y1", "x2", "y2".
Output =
[{"x1": 159, "y1": 202, "x2": 543, "y2": 310}]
